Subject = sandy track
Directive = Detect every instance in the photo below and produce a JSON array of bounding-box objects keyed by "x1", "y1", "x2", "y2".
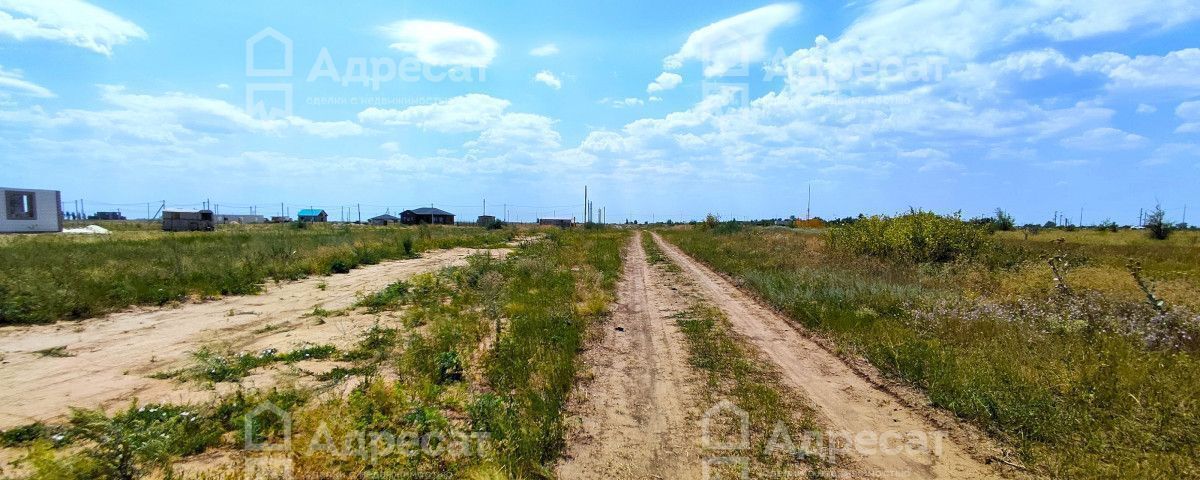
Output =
[
  {"x1": 0, "y1": 247, "x2": 507, "y2": 429},
  {"x1": 557, "y1": 231, "x2": 704, "y2": 479},
  {"x1": 650, "y1": 232, "x2": 1000, "y2": 479}
]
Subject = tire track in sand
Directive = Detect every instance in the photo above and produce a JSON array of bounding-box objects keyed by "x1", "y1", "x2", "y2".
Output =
[
  {"x1": 650, "y1": 232, "x2": 1001, "y2": 479},
  {"x1": 557, "y1": 231, "x2": 704, "y2": 479}
]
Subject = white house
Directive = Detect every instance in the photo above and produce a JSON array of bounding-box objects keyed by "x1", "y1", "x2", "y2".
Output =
[{"x1": 1, "y1": 187, "x2": 62, "y2": 233}]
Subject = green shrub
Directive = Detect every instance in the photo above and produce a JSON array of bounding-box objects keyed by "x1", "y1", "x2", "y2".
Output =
[
  {"x1": 1146, "y1": 204, "x2": 1172, "y2": 240},
  {"x1": 826, "y1": 210, "x2": 993, "y2": 263}
]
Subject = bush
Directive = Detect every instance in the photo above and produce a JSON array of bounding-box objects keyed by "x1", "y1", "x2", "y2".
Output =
[
  {"x1": 826, "y1": 210, "x2": 992, "y2": 263},
  {"x1": 1145, "y1": 204, "x2": 1172, "y2": 240},
  {"x1": 994, "y1": 208, "x2": 1015, "y2": 231}
]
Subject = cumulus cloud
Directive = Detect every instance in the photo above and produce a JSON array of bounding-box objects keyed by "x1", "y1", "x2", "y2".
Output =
[
  {"x1": 0, "y1": 0, "x2": 146, "y2": 55},
  {"x1": 380, "y1": 20, "x2": 498, "y2": 67},
  {"x1": 1136, "y1": 103, "x2": 1157, "y2": 114},
  {"x1": 0, "y1": 66, "x2": 53, "y2": 97},
  {"x1": 533, "y1": 70, "x2": 562, "y2": 89},
  {"x1": 357, "y1": 94, "x2": 510, "y2": 133},
  {"x1": 646, "y1": 72, "x2": 682, "y2": 93},
  {"x1": 529, "y1": 43, "x2": 559, "y2": 56},
  {"x1": 664, "y1": 3, "x2": 800, "y2": 77}
]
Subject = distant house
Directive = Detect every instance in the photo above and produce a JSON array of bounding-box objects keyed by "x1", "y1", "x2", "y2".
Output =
[
  {"x1": 368, "y1": 214, "x2": 400, "y2": 226},
  {"x1": 270, "y1": 216, "x2": 291, "y2": 223},
  {"x1": 162, "y1": 209, "x2": 215, "y2": 232},
  {"x1": 215, "y1": 214, "x2": 265, "y2": 224},
  {"x1": 297, "y1": 209, "x2": 328, "y2": 223},
  {"x1": 538, "y1": 217, "x2": 574, "y2": 228},
  {"x1": 401, "y1": 207, "x2": 454, "y2": 225},
  {"x1": 1, "y1": 187, "x2": 63, "y2": 233},
  {"x1": 476, "y1": 215, "x2": 497, "y2": 226},
  {"x1": 90, "y1": 211, "x2": 126, "y2": 221}
]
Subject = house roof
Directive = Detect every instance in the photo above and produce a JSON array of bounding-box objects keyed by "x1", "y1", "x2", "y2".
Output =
[
  {"x1": 370, "y1": 214, "x2": 399, "y2": 220},
  {"x1": 405, "y1": 207, "x2": 454, "y2": 216},
  {"x1": 297, "y1": 209, "x2": 326, "y2": 217}
]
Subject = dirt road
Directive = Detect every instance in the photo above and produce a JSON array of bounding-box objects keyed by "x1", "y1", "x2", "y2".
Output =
[
  {"x1": 557, "y1": 231, "x2": 705, "y2": 479},
  {"x1": 650, "y1": 232, "x2": 1000, "y2": 479},
  {"x1": 0, "y1": 247, "x2": 507, "y2": 429}
]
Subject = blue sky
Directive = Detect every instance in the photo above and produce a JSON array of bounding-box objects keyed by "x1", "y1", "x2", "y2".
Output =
[{"x1": 1, "y1": 0, "x2": 1198, "y2": 224}]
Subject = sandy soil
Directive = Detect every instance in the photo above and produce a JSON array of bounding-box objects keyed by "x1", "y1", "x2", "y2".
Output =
[
  {"x1": 557, "y1": 231, "x2": 705, "y2": 479},
  {"x1": 650, "y1": 232, "x2": 1001, "y2": 479},
  {"x1": 0, "y1": 246, "x2": 508, "y2": 430}
]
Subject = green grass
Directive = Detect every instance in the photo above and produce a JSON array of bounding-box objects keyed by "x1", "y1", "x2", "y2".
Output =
[
  {"x1": 243, "y1": 230, "x2": 629, "y2": 478},
  {"x1": 660, "y1": 227, "x2": 1200, "y2": 479},
  {"x1": 155, "y1": 344, "x2": 340, "y2": 383},
  {"x1": 0, "y1": 223, "x2": 516, "y2": 325}
]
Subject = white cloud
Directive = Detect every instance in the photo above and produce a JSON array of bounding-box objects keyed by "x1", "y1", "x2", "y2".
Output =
[
  {"x1": 664, "y1": 3, "x2": 800, "y2": 77},
  {"x1": 529, "y1": 43, "x2": 559, "y2": 56},
  {"x1": 379, "y1": 20, "x2": 498, "y2": 68},
  {"x1": 1143, "y1": 142, "x2": 1200, "y2": 166},
  {"x1": 0, "y1": 0, "x2": 146, "y2": 55},
  {"x1": 917, "y1": 158, "x2": 966, "y2": 173},
  {"x1": 0, "y1": 66, "x2": 53, "y2": 97},
  {"x1": 467, "y1": 113, "x2": 561, "y2": 153},
  {"x1": 1136, "y1": 103, "x2": 1157, "y2": 114},
  {"x1": 533, "y1": 70, "x2": 562, "y2": 89},
  {"x1": 1060, "y1": 127, "x2": 1148, "y2": 150},
  {"x1": 604, "y1": 97, "x2": 644, "y2": 108},
  {"x1": 216, "y1": 83, "x2": 231, "y2": 90},
  {"x1": 380, "y1": 141, "x2": 400, "y2": 153},
  {"x1": 646, "y1": 72, "x2": 683, "y2": 93},
  {"x1": 0, "y1": 85, "x2": 363, "y2": 146},
  {"x1": 1177, "y1": 100, "x2": 1200, "y2": 133},
  {"x1": 1077, "y1": 48, "x2": 1200, "y2": 92},
  {"x1": 358, "y1": 94, "x2": 510, "y2": 133}
]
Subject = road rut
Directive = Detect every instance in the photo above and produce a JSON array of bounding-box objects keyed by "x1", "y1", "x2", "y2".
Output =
[
  {"x1": 557, "y1": 231, "x2": 704, "y2": 479},
  {"x1": 650, "y1": 232, "x2": 1000, "y2": 479}
]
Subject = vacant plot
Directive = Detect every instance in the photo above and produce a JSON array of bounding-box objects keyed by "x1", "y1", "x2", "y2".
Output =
[
  {"x1": 0, "y1": 223, "x2": 514, "y2": 324},
  {"x1": 661, "y1": 220, "x2": 1200, "y2": 478},
  {"x1": 0, "y1": 229, "x2": 625, "y2": 479}
]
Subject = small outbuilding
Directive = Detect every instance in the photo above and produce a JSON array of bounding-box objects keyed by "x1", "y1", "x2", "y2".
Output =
[
  {"x1": 162, "y1": 209, "x2": 215, "y2": 232},
  {"x1": 270, "y1": 216, "x2": 291, "y2": 223},
  {"x1": 476, "y1": 215, "x2": 497, "y2": 226},
  {"x1": 216, "y1": 214, "x2": 265, "y2": 224},
  {"x1": 401, "y1": 207, "x2": 454, "y2": 225},
  {"x1": 297, "y1": 209, "x2": 328, "y2": 223},
  {"x1": 1, "y1": 187, "x2": 63, "y2": 233},
  {"x1": 368, "y1": 214, "x2": 400, "y2": 226},
  {"x1": 538, "y1": 217, "x2": 574, "y2": 228}
]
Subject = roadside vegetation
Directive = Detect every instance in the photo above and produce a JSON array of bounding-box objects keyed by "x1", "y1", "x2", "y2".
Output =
[
  {"x1": 1, "y1": 230, "x2": 625, "y2": 479},
  {"x1": 0, "y1": 223, "x2": 515, "y2": 325},
  {"x1": 662, "y1": 213, "x2": 1200, "y2": 478}
]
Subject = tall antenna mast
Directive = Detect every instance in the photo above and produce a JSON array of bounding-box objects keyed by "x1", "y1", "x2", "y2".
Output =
[{"x1": 806, "y1": 183, "x2": 812, "y2": 220}]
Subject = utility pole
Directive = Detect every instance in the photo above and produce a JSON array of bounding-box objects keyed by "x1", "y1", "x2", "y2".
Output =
[
  {"x1": 483, "y1": 198, "x2": 486, "y2": 216},
  {"x1": 357, "y1": 204, "x2": 361, "y2": 223},
  {"x1": 1079, "y1": 207, "x2": 1084, "y2": 227},
  {"x1": 807, "y1": 183, "x2": 812, "y2": 220},
  {"x1": 583, "y1": 186, "x2": 588, "y2": 224}
]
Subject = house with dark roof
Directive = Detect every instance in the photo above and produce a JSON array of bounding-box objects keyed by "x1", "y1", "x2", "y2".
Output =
[
  {"x1": 401, "y1": 207, "x2": 454, "y2": 225},
  {"x1": 368, "y1": 213, "x2": 400, "y2": 226},
  {"x1": 297, "y1": 209, "x2": 328, "y2": 222}
]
